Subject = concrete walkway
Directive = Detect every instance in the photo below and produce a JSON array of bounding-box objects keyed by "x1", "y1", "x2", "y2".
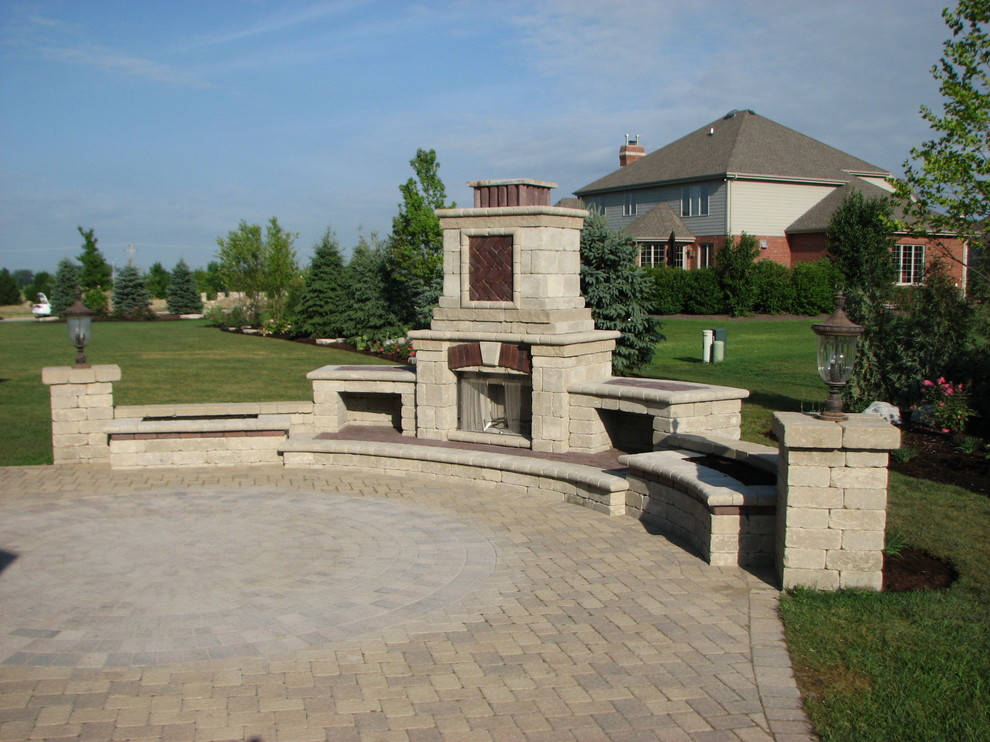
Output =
[{"x1": 0, "y1": 465, "x2": 814, "y2": 741}]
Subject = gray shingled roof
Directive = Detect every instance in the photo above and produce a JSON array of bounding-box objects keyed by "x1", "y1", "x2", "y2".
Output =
[
  {"x1": 786, "y1": 178, "x2": 895, "y2": 233},
  {"x1": 625, "y1": 203, "x2": 694, "y2": 242},
  {"x1": 575, "y1": 110, "x2": 890, "y2": 195}
]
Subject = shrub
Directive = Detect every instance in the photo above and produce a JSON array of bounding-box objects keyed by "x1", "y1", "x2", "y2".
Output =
[
  {"x1": 683, "y1": 268, "x2": 725, "y2": 314},
  {"x1": 716, "y1": 233, "x2": 759, "y2": 316},
  {"x1": 752, "y1": 260, "x2": 794, "y2": 314},
  {"x1": 0, "y1": 268, "x2": 21, "y2": 304},
  {"x1": 644, "y1": 266, "x2": 688, "y2": 314},
  {"x1": 83, "y1": 288, "x2": 109, "y2": 317},
  {"x1": 915, "y1": 377, "x2": 974, "y2": 434},
  {"x1": 790, "y1": 260, "x2": 841, "y2": 315}
]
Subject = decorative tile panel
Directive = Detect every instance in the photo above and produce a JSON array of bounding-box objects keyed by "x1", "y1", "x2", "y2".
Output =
[{"x1": 469, "y1": 235, "x2": 513, "y2": 302}]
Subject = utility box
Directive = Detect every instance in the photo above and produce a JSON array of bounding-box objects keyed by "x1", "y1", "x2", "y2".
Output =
[{"x1": 702, "y1": 328, "x2": 727, "y2": 363}]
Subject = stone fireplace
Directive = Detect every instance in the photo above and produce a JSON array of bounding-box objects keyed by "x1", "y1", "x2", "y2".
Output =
[{"x1": 409, "y1": 179, "x2": 619, "y2": 453}]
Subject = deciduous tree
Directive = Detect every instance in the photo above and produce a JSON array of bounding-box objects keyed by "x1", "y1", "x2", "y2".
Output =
[
  {"x1": 144, "y1": 262, "x2": 170, "y2": 299},
  {"x1": 0, "y1": 269, "x2": 21, "y2": 305},
  {"x1": 826, "y1": 191, "x2": 897, "y2": 305},
  {"x1": 387, "y1": 149, "x2": 453, "y2": 328},
  {"x1": 896, "y1": 0, "x2": 990, "y2": 284},
  {"x1": 215, "y1": 218, "x2": 298, "y2": 324}
]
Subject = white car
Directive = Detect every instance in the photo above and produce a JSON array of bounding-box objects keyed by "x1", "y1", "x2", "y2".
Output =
[{"x1": 31, "y1": 293, "x2": 52, "y2": 317}]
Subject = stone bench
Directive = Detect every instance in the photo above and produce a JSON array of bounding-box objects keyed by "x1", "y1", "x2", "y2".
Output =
[
  {"x1": 106, "y1": 402, "x2": 313, "y2": 469},
  {"x1": 622, "y1": 448, "x2": 777, "y2": 567},
  {"x1": 280, "y1": 435, "x2": 629, "y2": 515},
  {"x1": 567, "y1": 377, "x2": 748, "y2": 452}
]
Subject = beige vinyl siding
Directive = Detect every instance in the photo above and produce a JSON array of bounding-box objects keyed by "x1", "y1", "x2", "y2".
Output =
[
  {"x1": 728, "y1": 181, "x2": 835, "y2": 235},
  {"x1": 856, "y1": 176, "x2": 895, "y2": 192}
]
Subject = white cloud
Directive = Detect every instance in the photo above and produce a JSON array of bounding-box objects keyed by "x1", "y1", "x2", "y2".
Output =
[{"x1": 35, "y1": 45, "x2": 214, "y2": 89}]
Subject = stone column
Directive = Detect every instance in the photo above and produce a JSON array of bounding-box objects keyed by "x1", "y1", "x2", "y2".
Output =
[
  {"x1": 42, "y1": 365, "x2": 121, "y2": 465},
  {"x1": 772, "y1": 412, "x2": 900, "y2": 590}
]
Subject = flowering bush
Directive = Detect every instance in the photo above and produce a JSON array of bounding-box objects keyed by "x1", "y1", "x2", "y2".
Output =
[
  {"x1": 917, "y1": 377, "x2": 974, "y2": 434},
  {"x1": 259, "y1": 317, "x2": 292, "y2": 336},
  {"x1": 377, "y1": 339, "x2": 414, "y2": 362}
]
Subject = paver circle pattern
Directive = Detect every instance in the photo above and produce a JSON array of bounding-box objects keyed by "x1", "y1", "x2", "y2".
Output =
[{"x1": 0, "y1": 488, "x2": 498, "y2": 668}]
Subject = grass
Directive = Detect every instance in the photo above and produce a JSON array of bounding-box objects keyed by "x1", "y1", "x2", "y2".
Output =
[
  {"x1": 2, "y1": 314, "x2": 987, "y2": 739},
  {"x1": 0, "y1": 318, "x2": 391, "y2": 465}
]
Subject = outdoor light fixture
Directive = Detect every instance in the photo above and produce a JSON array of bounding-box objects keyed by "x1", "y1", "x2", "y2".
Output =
[
  {"x1": 811, "y1": 292, "x2": 864, "y2": 422},
  {"x1": 64, "y1": 296, "x2": 94, "y2": 369}
]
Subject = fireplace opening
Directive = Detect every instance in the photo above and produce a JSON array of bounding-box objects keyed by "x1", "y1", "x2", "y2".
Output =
[{"x1": 458, "y1": 372, "x2": 532, "y2": 438}]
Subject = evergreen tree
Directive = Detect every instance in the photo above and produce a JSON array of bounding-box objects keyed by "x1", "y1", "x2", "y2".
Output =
[
  {"x1": 111, "y1": 264, "x2": 152, "y2": 318},
  {"x1": 340, "y1": 237, "x2": 405, "y2": 343},
  {"x1": 387, "y1": 149, "x2": 453, "y2": 328},
  {"x1": 76, "y1": 227, "x2": 112, "y2": 290},
  {"x1": 0, "y1": 268, "x2": 21, "y2": 304},
  {"x1": 51, "y1": 258, "x2": 81, "y2": 315},
  {"x1": 167, "y1": 260, "x2": 204, "y2": 314},
  {"x1": 295, "y1": 228, "x2": 349, "y2": 338},
  {"x1": 144, "y1": 262, "x2": 171, "y2": 299},
  {"x1": 716, "y1": 233, "x2": 760, "y2": 317},
  {"x1": 579, "y1": 210, "x2": 665, "y2": 375}
]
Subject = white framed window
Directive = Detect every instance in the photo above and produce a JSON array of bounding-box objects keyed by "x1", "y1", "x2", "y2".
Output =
[
  {"x1": 639, "y1": 242, "x2": 666, "y2": 268},
  {"x1": 697, "y1": 243, "x2": 713, "y2": 268},
  {"x1": 680, "y1": 184, "x2": 709, "y2": 216},
  {"x1": 623, "y1": 194, "x2": 637, "y2": 216},
  {"x1": 891, "y1": 244, "x2": 925, "y2": 284},
  {"x1": 670, "y1": 245, "x2": 685, "y2": 269}
]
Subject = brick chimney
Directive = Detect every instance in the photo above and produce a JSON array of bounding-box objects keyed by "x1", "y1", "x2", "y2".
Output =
[{"x1": 619, "y1": 134, "x2": 645, "y2": 167}]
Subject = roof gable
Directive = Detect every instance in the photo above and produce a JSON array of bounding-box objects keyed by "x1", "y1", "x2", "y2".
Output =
[
  {"x1": 576, "y1": 110, "x2": 890, "y2": 195},
  {"x1": 625, "y1": 203, "x2": 694, "y2": 242}
]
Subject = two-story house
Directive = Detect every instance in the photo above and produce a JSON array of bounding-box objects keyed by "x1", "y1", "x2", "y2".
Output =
[{"x1": 573, "y1": 109, "x2": 967, "y2": 288}]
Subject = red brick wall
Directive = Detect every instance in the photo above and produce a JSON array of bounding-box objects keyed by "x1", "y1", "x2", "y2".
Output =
[
  {"x1": 788, "y1": 233, "x2": 828, "y2": 263},
  {"x1": 895, "y1": 236, "x2": 967, "y2": 288}
]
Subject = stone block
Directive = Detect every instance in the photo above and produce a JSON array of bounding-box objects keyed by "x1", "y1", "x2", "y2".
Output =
[
  {"x1": 781, "y1": 568, "x2": 840, "y2": 591},
  {"x1": 785, "y1": 466, "x2": 830, "y2": 488},
  {"x1": 786, "y1": 450, "x2": 845, "y2": 467},
  {"x1": 784, "y1": 528, "x2": 842, "y2": 550},
  {"x1": 826, "y1": 550, "x2": 882, "y2": 572},
  {"x1": 839, "y1": 415, "x2": 900, "y2": 450},
  {"x1": 829, "y1": 509, "x2": 886, "y2": 531},
  {"x1": 842, "y1": 530, "x2": 885, "y2": 551},
  {"x1": 782, "y1": 486, "x2": 843, "y2": 509},
  {"x1": 839, "y1": 571, "x2": 883, "y2": 590},
  {"x1": 843, "y1": 488, "x2": 888, "y2": 510},
  {"x1": 784, "y1": 508, "x2": 830, "y2": 529},
  {"x1": 772, "y1": 412, "x2": 842, "y2": 449},
  {"x1": 844, "y1": 451, "x2": 890, "y2": 468},
  {"x1": 831, "y1": 467, "x2": 888, "y2": 490},
  {"x1": 780, "y1": 548, "x2": 826, "y2": 570}
]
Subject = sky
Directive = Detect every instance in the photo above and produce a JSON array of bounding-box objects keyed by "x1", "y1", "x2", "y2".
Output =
[{"x1": 0, "y1": 0, "x2": 955, "y2": 275}]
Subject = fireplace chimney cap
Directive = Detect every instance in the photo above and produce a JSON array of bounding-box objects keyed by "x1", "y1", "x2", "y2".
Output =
[{"x1": 469, "y1": 179, "x2": 557, "y2": 208}]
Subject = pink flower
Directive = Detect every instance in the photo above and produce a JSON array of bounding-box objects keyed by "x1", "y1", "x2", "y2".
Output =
[
  {"x1": 938, "y1": 377, "x2": 946, "y2": 384},
  {"x1": 922, "y1": 380, "x2": 935, "y2": 387},
  {"x1": 943, "y1": 428, "x2": 950, "y2": 433},
  {"x1": 939, "y1": 401, "x2": 946, "y2": 406},
  {"x1": 945, "y1": 387, "x2": 955, "y2": 395}
]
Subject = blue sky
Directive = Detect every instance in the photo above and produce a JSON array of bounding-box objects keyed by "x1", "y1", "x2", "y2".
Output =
[{"x1": 0, "y1": 0, "x2": 952, "y2": 274}]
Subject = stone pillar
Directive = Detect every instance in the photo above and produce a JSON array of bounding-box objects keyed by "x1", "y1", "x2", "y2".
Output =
[
  {"x1": 772, "y1": 412, "x2": 900, "y2": 591},
  {"x1": 42, "y1": 365, "x2": 121, "y2": 465}
]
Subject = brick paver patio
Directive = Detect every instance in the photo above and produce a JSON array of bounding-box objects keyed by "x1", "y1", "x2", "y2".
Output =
[{"x1": 0, "y1": 465, "x2": 814, "y2": 741}]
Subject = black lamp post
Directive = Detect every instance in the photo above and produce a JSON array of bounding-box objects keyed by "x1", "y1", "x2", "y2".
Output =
[
  {"x1": 811, "y1": 292, "x2": 864, "y2": 422},
  {"x1": 64, "y1": 297, "x2": 94, "y2": 368}
]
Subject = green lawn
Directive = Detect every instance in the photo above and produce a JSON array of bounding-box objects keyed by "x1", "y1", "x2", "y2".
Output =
[
  {"x1": 0, "y1": 319, "x2": 391, "y2": 466},
  {"x1": 2, "y1": 315, "x2": 987, "y2": 740}
]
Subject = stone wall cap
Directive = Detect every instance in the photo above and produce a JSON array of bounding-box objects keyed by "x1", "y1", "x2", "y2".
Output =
[
  {"x1": 306, "y1": 365, "x2": 417, "y2": 382},
  {"x1": 42, "y1": 364, "x2": 122, "y2": 384},
  {"x1": 408, "y1": 329, "x2": 621, "y2": 345},
  {"x1": 570, "y1": 378, "x2": 749, "y2": 404},
  {"x1": 436, "y1": 206, "x2": 589, "y2": 219}
]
